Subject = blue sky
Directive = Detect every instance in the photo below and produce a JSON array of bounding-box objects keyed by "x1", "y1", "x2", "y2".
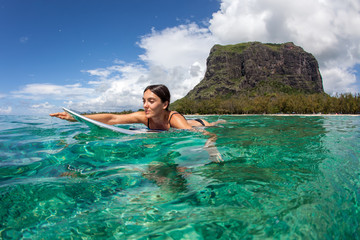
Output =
[
  {"x1": 0, "y1": 0, "x2": 218, "y2": 93},
  {"x1": 1, "y1": 0, "x2": 359, "y2": 115}
]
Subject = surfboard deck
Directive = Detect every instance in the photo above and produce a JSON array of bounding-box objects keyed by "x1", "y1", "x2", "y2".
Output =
[{"x1": 63, "y1": 107, "x2": 160, "y2": 135}]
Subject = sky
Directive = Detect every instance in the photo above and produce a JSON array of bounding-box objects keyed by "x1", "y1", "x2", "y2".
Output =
[{"x1": 1, "y1": 0, "x2": 360, "y2": 115}]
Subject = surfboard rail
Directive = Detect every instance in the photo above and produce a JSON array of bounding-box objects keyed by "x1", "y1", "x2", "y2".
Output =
[{"x1": 63, "y1": 107, "x2": 159, "y2": 135}]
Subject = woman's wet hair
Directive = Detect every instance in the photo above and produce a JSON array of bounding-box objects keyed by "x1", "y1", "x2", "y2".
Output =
[{"x1": 144, "y1": 84, "x2": 171, "y2": 110}]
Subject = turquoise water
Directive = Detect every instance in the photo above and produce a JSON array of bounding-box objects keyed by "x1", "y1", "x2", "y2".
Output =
[{"x1": 0, "y1": 115, "x2": 359, "y2": 239}]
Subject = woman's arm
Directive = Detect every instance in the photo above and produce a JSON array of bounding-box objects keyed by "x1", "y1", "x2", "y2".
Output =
[{"x1": 50, "y1": 111, "x2": 147, "y2": 125}]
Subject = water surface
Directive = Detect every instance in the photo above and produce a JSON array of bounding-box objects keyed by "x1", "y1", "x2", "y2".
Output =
[{"x1": 0, "y1": 115, "x2": 359, "y2": 239}]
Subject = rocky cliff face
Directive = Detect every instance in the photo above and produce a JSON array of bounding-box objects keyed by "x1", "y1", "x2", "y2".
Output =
[{"x1": 185, "y1": 42, "x2": 324, "y2": 99}]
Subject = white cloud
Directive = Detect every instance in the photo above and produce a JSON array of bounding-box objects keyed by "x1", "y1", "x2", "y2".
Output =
[
  {"x1": 209, "y1": 0, "x2": 270, "y2": 43},
  {"x1": 209, "y1": 0, "x2": 360, "y2": 94},
  {"x1": 19, "y1": 36, "x2": 29, "y2": 43},
  {"x1": 0, "y1": 106, "x2": 12, "y2": 114},
  {"x1": 138, "y1": 23, "x2": 216, "y2": 100},
  {"x1": 138, "y1": 24, "x2": 216, "y2": 69},
  {"x1": 31, "y1": 102, "x2": 55, "y2": 109},
  {"x1": 0, "y1": 94, "x2": 6, "y2": 99},
  {"x1": 321, "y1": 67, "x2": 358, "y2": 94},
  {"x1": 30, "y1": 102, "x2": 57, "y2": 114},
  {"x1": 12, "y1": 83, "x2": 93, "y2": 101},
  {"x1": 85, "y1": 69, "x2": 112, "y2": 79},
  {"x1": 65, "y1": 63, "x2": 149, "y2": 112}
]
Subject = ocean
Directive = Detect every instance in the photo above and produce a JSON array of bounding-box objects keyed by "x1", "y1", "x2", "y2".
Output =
[{"x1": 0, "y1": 115, "x2": 359, "y2": 239}]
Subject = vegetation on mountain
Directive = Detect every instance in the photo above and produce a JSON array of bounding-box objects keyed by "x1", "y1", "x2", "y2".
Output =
[{"x1": 171, "y1": 93, "x2": 360, "y2": 114}]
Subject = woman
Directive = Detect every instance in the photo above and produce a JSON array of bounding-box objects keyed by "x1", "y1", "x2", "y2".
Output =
[
  {"x1": 50, "y1": 84, "x2": 220, "y2": 130},
  {"x1": 50, "y1": 84, "x2": 223, "y2": 162}
]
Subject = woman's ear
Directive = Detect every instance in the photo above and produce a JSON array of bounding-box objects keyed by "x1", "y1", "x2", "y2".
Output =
[{"x1": 163, "y1": 101, "x2": 169, "y2": 110}]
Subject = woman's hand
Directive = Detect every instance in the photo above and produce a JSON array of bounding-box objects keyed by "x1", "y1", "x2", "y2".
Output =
[{"x1": 49, "y1": 112, "x2": 76, "y2": 122}]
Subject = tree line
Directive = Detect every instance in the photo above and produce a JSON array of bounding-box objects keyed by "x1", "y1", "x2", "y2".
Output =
[{"x1": 170, "y1": 93, "x2": 360, "y2": 114}]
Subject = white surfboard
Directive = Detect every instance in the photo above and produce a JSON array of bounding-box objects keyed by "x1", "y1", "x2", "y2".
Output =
[{"x1": 63, "y1": 107, "x2": 160, "y2": 135}]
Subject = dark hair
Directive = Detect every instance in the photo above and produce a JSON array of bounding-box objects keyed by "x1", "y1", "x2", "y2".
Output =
[{"x1": 144, "y1": 84, "x2": 171, "y2": 110}]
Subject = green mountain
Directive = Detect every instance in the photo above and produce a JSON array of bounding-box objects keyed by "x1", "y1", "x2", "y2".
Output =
[
  {"x1": 183, "y1": 42, "x2": 324, "y2": 100},
  {"x1": 169, "y1": 42, "x2": 350, "y2": 114}
]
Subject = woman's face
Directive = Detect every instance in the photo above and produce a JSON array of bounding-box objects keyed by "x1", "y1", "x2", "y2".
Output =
[{"x1": 143, "y1": 89, "x2": 168, "y2": 118}]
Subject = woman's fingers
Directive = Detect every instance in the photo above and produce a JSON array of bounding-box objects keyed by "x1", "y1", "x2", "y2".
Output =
[{"x1": 50, "y1": 112, "x2": 75, "y2": 121}]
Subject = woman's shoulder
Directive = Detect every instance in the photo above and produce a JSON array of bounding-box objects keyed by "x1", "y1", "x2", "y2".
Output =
[
  {"x1": 168, "y1": 111, "x2": 191, "y2": 129},
  {"x1": 168, "y1": 111, "x2": 184, "y2": 120},
  {"x1": 169, "y1": 110, "x2": 180, "y2": 116},
  {"x1": 132, "y1": 111, "x2": 147, "y2": 121}
]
